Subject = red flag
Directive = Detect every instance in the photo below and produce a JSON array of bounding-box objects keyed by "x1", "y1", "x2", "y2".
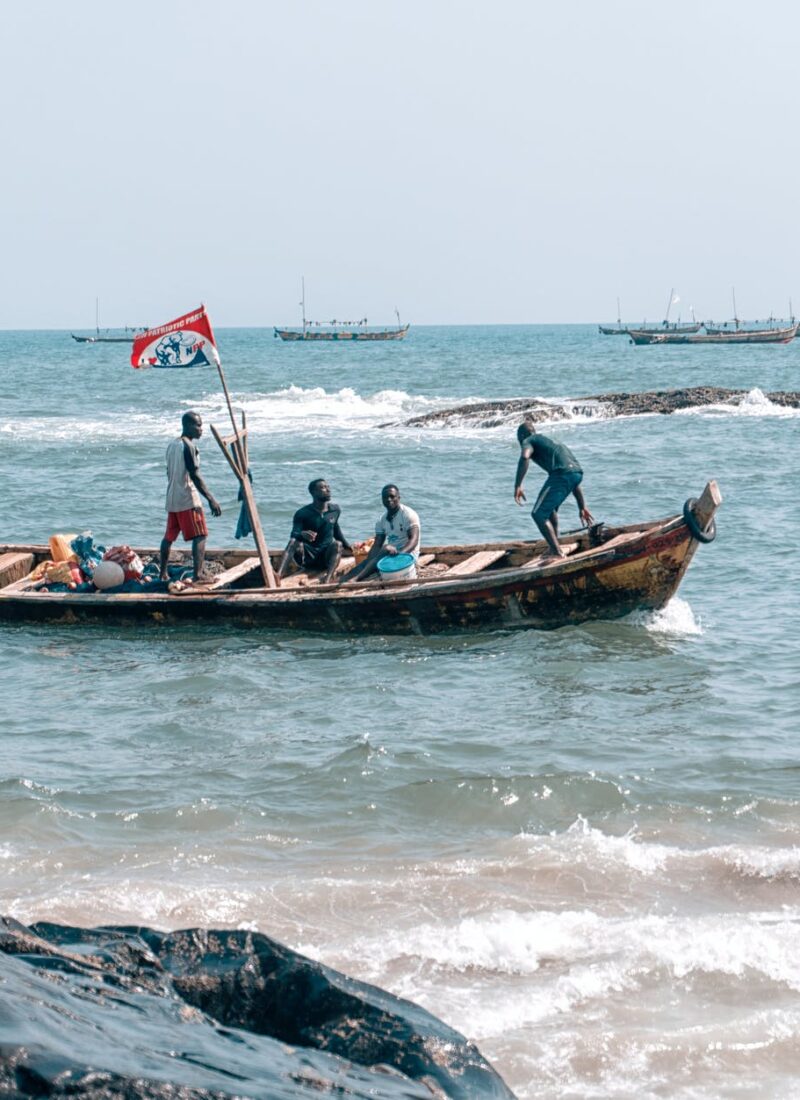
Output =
[{"x1": 131, "y1": 305, "x2": 219, "y2": 369}]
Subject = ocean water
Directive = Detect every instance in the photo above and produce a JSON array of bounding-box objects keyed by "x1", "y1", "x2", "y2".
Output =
[{"x1": 1, "y1": 325, "x2": 799, "y2": 1098}]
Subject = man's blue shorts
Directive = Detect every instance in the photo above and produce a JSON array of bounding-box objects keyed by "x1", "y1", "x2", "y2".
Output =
[{"x1": 532, "y1": 469, "x2": 583, "y2": 523}]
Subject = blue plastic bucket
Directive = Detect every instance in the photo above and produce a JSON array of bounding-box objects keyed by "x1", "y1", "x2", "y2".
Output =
[{"x1": 376, "y1": 552, "x2": 417, "y2": 583}]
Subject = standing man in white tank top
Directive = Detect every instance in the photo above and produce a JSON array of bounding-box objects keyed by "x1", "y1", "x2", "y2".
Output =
[{"x1": 159, "y1": 411, "x2": 222, "y2": 584}]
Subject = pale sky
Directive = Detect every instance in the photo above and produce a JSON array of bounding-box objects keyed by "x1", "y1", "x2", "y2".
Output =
[{"x1": 2, "y1": 0, "x2": 798, "y2": 328}]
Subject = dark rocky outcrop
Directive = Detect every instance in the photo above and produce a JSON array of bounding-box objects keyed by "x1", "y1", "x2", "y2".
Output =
[
  {"x1": 0, "y1": 918, "x2": 515, "y2": 1099},
  {"x1": 385, "y1": 386, "x2": 800, "y2": 429}
]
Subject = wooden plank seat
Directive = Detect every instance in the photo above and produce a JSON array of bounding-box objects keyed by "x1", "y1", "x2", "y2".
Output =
[
  {"x1": 444, "y1": 549, "x2": 508, "y2": 576},
  {"x1": 0, "y1": 552, "x2": 36, "y2": 589},
  {"x1": 202, "y1": 556, "x2": 261, "y2": 590},
  {"x1": 0, "y1": 552, "x2": 36, "y2": 593}
]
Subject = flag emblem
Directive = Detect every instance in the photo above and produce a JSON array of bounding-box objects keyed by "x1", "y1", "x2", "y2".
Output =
[{"x1": 131, "y1": 306, "x2": 218, "y2": 369}]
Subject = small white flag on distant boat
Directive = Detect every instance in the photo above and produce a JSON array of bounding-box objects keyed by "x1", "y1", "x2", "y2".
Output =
[{"x1": 672, "y1": 295, "x2": 680, "y2": 304}]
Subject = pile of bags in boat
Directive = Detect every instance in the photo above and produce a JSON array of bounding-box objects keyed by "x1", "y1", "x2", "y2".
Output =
[{"x1": 31, "y1": 533, "x2": 193, "y2": 594}]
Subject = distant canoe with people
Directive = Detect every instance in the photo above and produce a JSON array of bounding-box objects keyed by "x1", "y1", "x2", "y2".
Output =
[
  {"x1": 274, "y1": 323, "x2": 409, "y2": 342},
  {"x1": 274, "y1": 277, "x2": 409, "y2": 341}
]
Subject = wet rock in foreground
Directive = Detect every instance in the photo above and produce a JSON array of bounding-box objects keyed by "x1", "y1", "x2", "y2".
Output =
[
  {"x1": 0, "y1": 917, "x2": 515, "y2": 1099},
  {"x1": 387, "y1": 386, "x2": 800, "y2": 429}
]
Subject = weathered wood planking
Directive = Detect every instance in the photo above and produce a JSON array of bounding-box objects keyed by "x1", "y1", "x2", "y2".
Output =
[
  {"x1": 444, "y1": 549, "x2": 508, "y2": 576},
  {"x1": 0, "y1": 552, "x2": 35, "y2": 588}
]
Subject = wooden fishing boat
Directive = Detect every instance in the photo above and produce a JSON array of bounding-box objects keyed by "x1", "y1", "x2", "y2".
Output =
[
  {"x1": 598, "y1": 324, "x2": 630, "y2": 335},
  {"x1": 600, "y1": 322, "x2": 702, "y2": 337},
  {"x1": 629, "y1": 323, "x2": 798, "y2": 346},
  {"x1": 274, "y1": 278, "x2": 409, "y2": 342},
  {"x1": 692, "y1": 291, "x2": 797, "y2": 342},
  {"x1": 274, "y1": 324, "x2": 409, "y2": 342},
  {"x1": 0, "y1": 484, "x2": 721, "y2": 634},
  {"x1": 703, "y1": 319, "x2": 794, "y2": 336},
  {"x1": 71, "y1": 333, "x2": 138, "y2": 344},
  {"x1": 70, "y1": 299, "x2": 147, "y2": 343},
  {"x1": 599, "y1": 291, "x2": 701, "y2": 336}
]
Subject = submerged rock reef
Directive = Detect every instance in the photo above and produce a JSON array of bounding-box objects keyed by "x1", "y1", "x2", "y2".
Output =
[
  {"x1": 387, "y1": 386, "x2": 800, "y2": 429},
  {"x1": 0, "y1": 918, "x2": 515, "y2": 1099}
]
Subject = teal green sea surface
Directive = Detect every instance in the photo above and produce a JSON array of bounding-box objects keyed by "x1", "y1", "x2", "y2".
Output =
[{"x1": 2, "y1": 326, "x2": 799, "y2": 1097}]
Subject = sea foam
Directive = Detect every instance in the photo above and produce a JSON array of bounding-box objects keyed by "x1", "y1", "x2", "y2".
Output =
[
  {"x1": 630, "y1": 596, "x2": 703, "y2": 636},
  {"x1": 676, "y1": 387, "x2": 798, "y2": 419}
]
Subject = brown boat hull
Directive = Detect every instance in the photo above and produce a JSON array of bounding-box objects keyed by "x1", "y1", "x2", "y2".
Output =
[
  {"x1": 629, "y1": 324, "x2": 798, "y2": 345},
  {"x1": 0, "y1": 493, "x2": 719, "y2": 634}
]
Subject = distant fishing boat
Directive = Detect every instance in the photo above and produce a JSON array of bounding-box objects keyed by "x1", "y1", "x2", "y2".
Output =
[
  {"x1": 628, "y1": 322, "x2": 798, "y2": 345},
  {"x1": 598, "y1": 298, "x2": 629, "y2": 335},
  {"x1": 599, "y1": 289, "x2": 701, "y2": 336},
  {"x1": 274, "y1": 279, "x2": 409, "y2": 342},
  {"x1": 702, "y1": 289, "x2": 795, "y2": 337},
  {"x1": 71, "y1": 299, "x2": 147, "y2": 344},
  {"x1": 631, "y1": 289, "x2": 799, "y2": 344},
  {"x1": 702, "y1": 322, "x2": 783, "y2": 335},
  {"x1": 71, "y1": 330, "x2": 145, "y2": 344}
]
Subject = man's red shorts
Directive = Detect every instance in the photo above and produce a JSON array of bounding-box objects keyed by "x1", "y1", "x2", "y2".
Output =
[{"x1": 165, "y1": 508, "x2": 208, "y2": 542}]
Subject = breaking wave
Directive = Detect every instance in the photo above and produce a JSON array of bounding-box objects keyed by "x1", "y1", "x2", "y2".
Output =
[
  {"x1": 3, "y1": 385, "x2": 792, "y2": 445},
  {"x1": 677, "y1": 387, "x2": 799, "y2": 418},
  {"x1": 629, "y1": 597, "x2": 704, "y2": 636},
  {"x1": 0, "y1": 387, "x2": 449, "y2": 443}
]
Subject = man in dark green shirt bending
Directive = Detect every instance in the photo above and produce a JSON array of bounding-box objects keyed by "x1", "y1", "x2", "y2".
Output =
[{"x1": 514, "y1": 416, "x2": 594, "y2": 558}]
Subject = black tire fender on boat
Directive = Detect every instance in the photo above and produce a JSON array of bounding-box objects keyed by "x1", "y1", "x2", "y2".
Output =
[{"x1": 683, "y1": 498, "x2": 717, "y2": 543}]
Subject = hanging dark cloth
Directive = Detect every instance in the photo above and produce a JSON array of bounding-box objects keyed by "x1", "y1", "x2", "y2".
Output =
[{"x1": 235, "y1": 468, "x2": 254, "y2": 540}]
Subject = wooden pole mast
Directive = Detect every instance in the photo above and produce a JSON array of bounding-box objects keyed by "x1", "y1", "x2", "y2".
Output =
[{"x1": 209, "y1": 345, "x2": 276, "y2": 589}]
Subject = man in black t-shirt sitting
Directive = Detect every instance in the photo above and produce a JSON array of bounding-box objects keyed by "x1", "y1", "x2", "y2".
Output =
[{"x1": 276, "y1": 479, "x2": 352, "y2": 585}]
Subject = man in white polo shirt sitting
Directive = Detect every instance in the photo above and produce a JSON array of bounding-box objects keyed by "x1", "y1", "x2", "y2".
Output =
[{"x1": 343, "y1": 484, "x2": 421, "y2": 583}]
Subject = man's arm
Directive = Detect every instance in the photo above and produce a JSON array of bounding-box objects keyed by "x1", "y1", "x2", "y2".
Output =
[
  {"x1": 573, "y1": 484, "x2": 594, "y2": 526},
  {"x1": 277, "y1": 538, "x2": 299, "y2": 582},
  {"x1": 184, "y1": 442, "x2": 221, "y2": 516},
  {"x1": 276, "y1": 508, "x2": 310, "y2": 584},
  {"x1": 332, "y1": 520, "x2": 352, "y2": 552},
  {"x1": 514, "y1": 449, "x2": 532, "y2": 504},
  {"x1": 397, "y1": 523, "x2": 420, "y2": 555},
  {"x1": 340, "y1": 531, "x2": 386, "y2": 582},
  {"x1": 190, "y1": 471, "x2": 222, "y2": 516}
]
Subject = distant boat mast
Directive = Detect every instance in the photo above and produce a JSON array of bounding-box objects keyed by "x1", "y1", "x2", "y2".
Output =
[{"x1": 664, "y1": 287, "x2": 675, "y2": 325}]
